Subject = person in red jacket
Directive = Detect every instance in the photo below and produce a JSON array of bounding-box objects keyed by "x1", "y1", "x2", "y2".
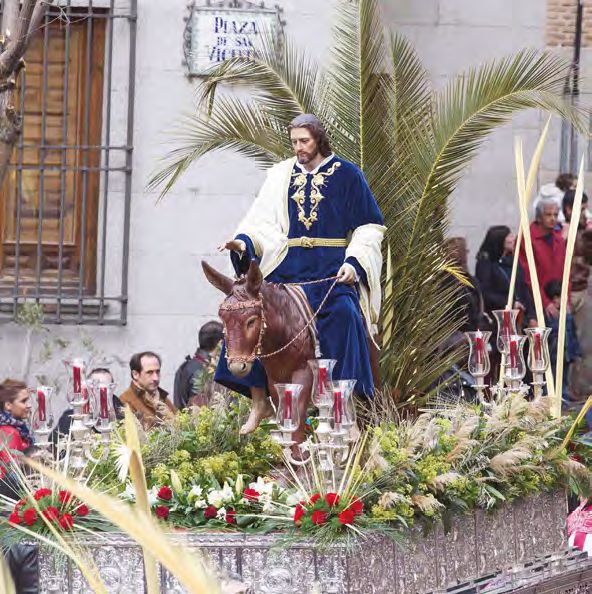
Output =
[
  {"x1": 0, "y1": 379, "x2": 33, "y2": 466},
  {"x1": 519, "y1": 196, "x2": 568, "y2": 321}
]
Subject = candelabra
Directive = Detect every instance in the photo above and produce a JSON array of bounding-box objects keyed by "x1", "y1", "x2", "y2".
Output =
[
  {"x1": 465, "y1": 311, "x2": 551, "y2": 408},
  {"x1": 62, "y1": 359, "x2": 115, "y2": 476},
  {"x1": 270, "y1": 359, "x2": 357, "y2": 489}
]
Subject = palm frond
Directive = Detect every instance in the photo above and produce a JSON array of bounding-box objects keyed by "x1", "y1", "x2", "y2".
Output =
[
  {"x1": 197, "y1": 34, "x2": 323, "y2": 123},
  {"x1": 147, "y1": 99, "x2": 289, "y2": 197}
]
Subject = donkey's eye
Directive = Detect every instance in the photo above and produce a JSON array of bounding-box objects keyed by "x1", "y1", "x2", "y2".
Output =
[{"x1": 246, "y1": 317, "x2": 257, "y2": 328}]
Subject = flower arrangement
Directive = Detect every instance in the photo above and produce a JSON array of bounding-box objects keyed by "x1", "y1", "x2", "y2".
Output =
[
  {"x1": 7, "y1": 488, "x2": 91, "y2": 533},
  {"x1": 293, "y1": 492, "x2": 365, "y2": 533},
  {"x1": 122, "y1": 474, "x2": 295, "y2": 532}
]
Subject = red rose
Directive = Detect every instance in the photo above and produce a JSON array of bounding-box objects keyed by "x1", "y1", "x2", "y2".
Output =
[
  {"x1": 348, "y1": 498, "x2": 364, "y2": 516},
  {"x1": 8, "y1": 513, "x2": 21, "y2": 525},
  {"x1": 311, "y1": 510, "x2": 328, "y2": 525},
  {"x1": 157, "y1": 486, "x2": 173, "y2": 501},
  {"x1": 226, "y1": 508, "x2": 237, "y2": 524},
  {"x1": 155, "y1": 506, "x2": 169, "y2": 520},
  {"x1": 43, "y1": 506, "x2": 60, "y2": 522},
  {"x1": 75, "y1": 504, "x2": 89, "y2": 517},
  {"x1": 338, "y1": 509, "x2": 355, "y2": 526},
  {"x1": 22, "y1": 508, "x2": 38, "y2": 526},
  {"x1": 570, "y1": 454, "x2": 583, "y2": 463},
  {"x1": 243, "y1": 488, "x2": 260, "y2": 501},
  {"x1": 293, "y1": 502, "x2": 306, "y2": 525},
  {"x1": 34, "y1": 488, "x2": 52, "y2": 501},
  {"x1": 204, "y1": 506, "x2": 217, "y2": 520},
  {"x1": 58, "y1": 490, "x2": 73, "y2": 504},
  {"x1": 59, "y1": 513, "x2": 74, "y2": 530},
  {"x1": 14, "y1": 499, "x2": 26, "y2": 511},
  {"x1": 325, "y1": 493, "x2": 340, "y2": 507},
  {"x1": 309, "y1": 493, "x2": 321, "y2": 504}
]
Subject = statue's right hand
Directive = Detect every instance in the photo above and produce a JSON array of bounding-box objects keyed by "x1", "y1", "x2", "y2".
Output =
[{"x1": 218, "y1": 239, "x2": 246, "y2": 253}]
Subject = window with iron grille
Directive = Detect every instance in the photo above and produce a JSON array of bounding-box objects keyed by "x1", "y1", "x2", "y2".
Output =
[{"x1": 0, "y1": 0, "x2": 136, "y2": 325}]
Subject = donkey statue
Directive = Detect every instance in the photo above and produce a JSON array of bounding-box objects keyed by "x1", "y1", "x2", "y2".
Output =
[{"x1": 202, "y1": 259, "x2": 317, "y2": 444}]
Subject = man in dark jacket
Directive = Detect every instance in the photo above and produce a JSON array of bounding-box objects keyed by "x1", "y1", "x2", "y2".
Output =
[{"x1": 173, "y1": 321, "x2": 223, "y2": 409}]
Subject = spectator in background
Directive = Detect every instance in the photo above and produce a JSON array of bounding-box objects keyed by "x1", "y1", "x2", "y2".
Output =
[
  {"x1": 562, "y1": 190, "x2": 592, "y2": 402},
  {"x1": 544, "y1": 280, "x2": 581, "y2": 406},
  {"x1": 476, "y1": 225, "x2": 535, "y2": 326},
  {"x1": 519, "y1": 197, "x2": 567, "y2": 321},
  {"x1": 532, "y1": 172, "x2": 576, "y2": 224},
  {"x1": 174, "y1": 321, "x2": 223, "y2": 409},
  {"x1": 119, "y1": 352, "x2": 177, "y2": 430}
]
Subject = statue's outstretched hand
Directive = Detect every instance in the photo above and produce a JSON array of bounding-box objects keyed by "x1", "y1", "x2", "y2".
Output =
[
  {"x1": 218, "y1": 239, "x2": 246, "y2": 253},
  {"x1": 336, "y1": 263, "x2": 356, "y2": 285}
]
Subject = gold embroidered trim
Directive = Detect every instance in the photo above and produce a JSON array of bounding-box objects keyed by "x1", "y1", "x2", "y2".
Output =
[
  {"x1": 290, "y1": 161, "x2": 341, "y2": 230},
  {"x1": 287, "y1": 237, "x2": 349, "y2": 249}
]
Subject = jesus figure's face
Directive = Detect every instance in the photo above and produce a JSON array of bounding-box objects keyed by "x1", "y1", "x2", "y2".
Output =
[{"x1": 290, "y1": 127, "x2": 320, "y2": 166}]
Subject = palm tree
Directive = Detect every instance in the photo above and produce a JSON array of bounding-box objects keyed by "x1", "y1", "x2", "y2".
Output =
[{"x1": 149, "y1": 0, "x2": 585, "y2": 402}]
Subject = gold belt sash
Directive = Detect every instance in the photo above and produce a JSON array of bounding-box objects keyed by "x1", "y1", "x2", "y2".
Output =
[{"x1": 287, "y1": 237, "x2": 348, "y2": 249}]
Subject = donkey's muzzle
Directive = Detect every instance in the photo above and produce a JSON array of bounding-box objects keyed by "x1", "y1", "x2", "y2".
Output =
[{"x1": 228, "y1": 360, "x2": 253, "y2": 378}]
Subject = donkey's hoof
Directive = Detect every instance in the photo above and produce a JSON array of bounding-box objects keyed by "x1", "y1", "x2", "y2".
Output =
[{"x1": 240, "y1": 402, "x2": 274, "y2": 435}]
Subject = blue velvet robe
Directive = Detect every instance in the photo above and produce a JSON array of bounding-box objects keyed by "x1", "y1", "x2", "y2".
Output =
[{"x1": 215, "y1": 155, "x2": 384, "y2": 397}]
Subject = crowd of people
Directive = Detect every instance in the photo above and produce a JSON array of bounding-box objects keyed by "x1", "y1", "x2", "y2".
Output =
[{"x1": 451, "y1": 173, "x2": 592, "y2": 433}]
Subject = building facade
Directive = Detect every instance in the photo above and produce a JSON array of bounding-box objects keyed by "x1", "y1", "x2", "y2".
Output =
[{"x1": 0, "y1": 0, "x2": 588, "y2": 401}]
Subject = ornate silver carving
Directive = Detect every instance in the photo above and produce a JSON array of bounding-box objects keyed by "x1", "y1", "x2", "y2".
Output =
[{"x1": 37, "y1": 492, "x2": 584, "y2": 594}]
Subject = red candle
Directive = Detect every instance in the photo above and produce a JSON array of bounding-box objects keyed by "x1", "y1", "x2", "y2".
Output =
[
  {"x1": 319, "y1": 367, "x2": 327, "y2": 399},
  {"x1": 509, "y1": 339, "x2": 518, "y2": 368},
  {"x1": 99, "y1": 386, "x2": 109, "y2": 420},
  {"x1": 73, "y1": 364, "x2": 82, "y2": 394},
  {"x1": 503, "y1": 309, "x2": 511, "y2": 341},
  {"x1": 283, "y1": 388, "x2": 292, "y2": 423},
  {"x1": 334, "y1": 389, "x2": 343, "y2": 424},
  {"x1": 82, "y1": 383, "x2": 90, "y2": 415},
  {"x1": 37, "y1": 388, "x2": 46, "y2": 422},
  {"x1": 475, "y1": 333, "x2": 484, "y2": 366},
  {"x1": 534, "y1": 332, "x2": 542, "y2": 361}
]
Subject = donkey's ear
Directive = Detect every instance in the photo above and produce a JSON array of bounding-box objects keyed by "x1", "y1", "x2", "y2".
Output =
[
  {"x1": 202, "y1": 261, "x2": 234, "y2": 295},
  {"x1": 246, "y1": 259, "x2": 263, "y2": 295}
]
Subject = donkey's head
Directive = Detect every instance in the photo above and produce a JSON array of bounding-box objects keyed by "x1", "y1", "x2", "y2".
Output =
[{"x1": 202, "y1": 259, "x2": 264, "y2": 378}]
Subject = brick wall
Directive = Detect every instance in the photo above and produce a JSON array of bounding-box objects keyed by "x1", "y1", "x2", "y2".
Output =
[{"x1": 547, "y1": 0, "x2": 592, "y2": 47}]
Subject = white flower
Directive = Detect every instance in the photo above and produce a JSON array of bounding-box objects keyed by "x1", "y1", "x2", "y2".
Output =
[
  {"x1": 147, "y1": 487, "x2": 159, "y2": 507},
  {"x1": 121, "y1": 483, "x2": 136, "y2": 501},
  {"x1": 189, "y1": 485, "x2": 203, "y2": 499},
  {"x1": 261, "y1": 494, "x2": 274, "y2": 513},
  {"x1": 220, "y1": 482, "x2": 234, "y2": 503},
  {"x1": 193, "y1": 498, "x2": 207, "y2": 510},
  {"x1": 216, "y1": 506, "x2": 227, "y2": 520},
  {"x1": 286, "y1": 491, "x2": 305, "y2": 507},
  {"x1": 249, "y1": 477, "x2": 274, "y2": 496},
  {"x1": 207, "y1": 489, "x2": 224, "y2": 508},
  {"x1": 235, "y1": 474, "x2": 244, "y2": 495}
]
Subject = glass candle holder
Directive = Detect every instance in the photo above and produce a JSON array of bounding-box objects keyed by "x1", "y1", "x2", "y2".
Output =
[
  {"x1": 330, "y1": 379, "x2": 357, "y2": 431},
  {"x1": 465, "y1": 330, "x2": 491, "y2": 376},
  {"x1": 525, "y1": 327, "x2": 551, "y2": 373},
  {"x1": 274, "y1": 384, "x2": 303, "y2": 431},
  {"x1": 504, "y1": 334, "x2": 527, "y2": 381},
  {"x1": 63, "y1": 358, "x2": 86, "y2": 401},
  {"x1": 308, "y1": 359, "x2": 337, "y2": 407},
  {"x1": 492, "y1": 308, "x2": 519, "y2": 353},
  {"x1": 30, "y1": 386, "x2": 54, "y2": 432},
  {"x1": 89, "y1": 380, "x2": 117, "y2": 430}
]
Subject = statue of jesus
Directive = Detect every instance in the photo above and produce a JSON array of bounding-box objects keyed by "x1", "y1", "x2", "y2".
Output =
[{"x1": 216, "y1": 114, "x2": 386, "y2": 435}]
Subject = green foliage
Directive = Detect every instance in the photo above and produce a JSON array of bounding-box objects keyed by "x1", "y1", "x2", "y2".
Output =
[
  {"x1": 148, "y1": 0, "x2": 587, "y2": 403},
  {"x1": 366, "y1": 394, "x2": 592, "y2": 529},
  {"x1": 14, "y1": 302, "x2": 45, "y2": 329}
]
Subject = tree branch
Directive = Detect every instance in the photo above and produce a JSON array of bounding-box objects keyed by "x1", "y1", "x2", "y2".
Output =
[{"x1": 0, "y1": 0, "x2": 48, "y2": 78}]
